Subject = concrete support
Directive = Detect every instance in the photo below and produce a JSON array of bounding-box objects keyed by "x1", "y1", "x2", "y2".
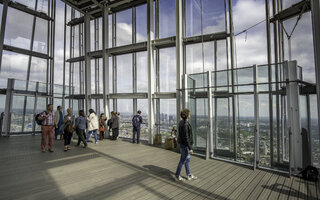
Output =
[
  {"x1": 102, "y1": 5, "x2": 110, "y2": 119},
  {"x1": 176, "y1": 0, "x2": 184, "y2": 130},
  {"x1": 3, "y1": 79, "x2": 14, "y2": 136},
  {"x1": 84, "y1": 13, "x2": 92, "y2": 111},
  {"x1": 311, "y1": 0, "x2": 320, "y2": 152},
  {"x1": 284, "y1": 61, "x2": 302, "y2": 174},
  {"x1": 147, "y1": 0, "x2": 155, "y2": 144}
]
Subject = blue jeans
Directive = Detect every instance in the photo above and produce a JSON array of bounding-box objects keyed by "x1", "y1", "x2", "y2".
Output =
[
  {"x1": 86, "y1": 130, "x2": 98, "y2": 143},
  {"x1": 175, "y1": 144, "x2": 191, "y2": 177}
]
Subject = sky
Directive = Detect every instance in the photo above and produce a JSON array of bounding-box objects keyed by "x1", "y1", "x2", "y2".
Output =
[{"x1": 0, "y1": 0, "x2": 318, "y2": 119}]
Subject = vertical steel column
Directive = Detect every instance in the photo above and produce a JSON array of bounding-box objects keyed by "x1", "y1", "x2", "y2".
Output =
[
  {"x1": 284, "y1": 60, "x2": 302, "y2": 174},
  {"x1": 273, "y1": 0, "x2": 281, "y2": 164},
  {"x1": 3, "y1": 79, "x2": 14, "y2": 136},
  {"x1": 84, "y1": 13, "x2": 92, "y2": 111},
  {"x1": 265, "y1": 0, "x2": 274, "y2": 167},
  {"x1": 176, "y1": 0, "x2": 183, "y2": 130},
  {"x1": 155, "y1": 0, "x2": 160, "y2": 135},
  {"x1": 50, "y1": 0, "x2": 56, "y2": 98},
  {"x1": 102, "y1": 5, "x2": 110, "y2": 119},
  {"x1": 112, "y1": 13, "x2": 117, "y2": 111},
  {"x1": 0, "y1": 0, "x2": 9, "y2": 70},
  {"x1": 70, "y1": 9, "x2": 75, "y2": 108},
  {"x1": 311, "y1": 0, "x2": 320, "y2": 149},
  {"x1": 207, "y1": 71, "x2": 213, "y2": 160},
  {"x1": 133, "y1": 6, "x2": 137, "y2": 115},
  {"x1": 62, "y1": 4, "x2": 67, "y2": 112},
  {"x1": 228, "y1": 0, "x2": 237, "y2": 161},
  {"x1": 253, "y1": 65, "x2": 260, "y2": 170},
  {"x1": 147, "y1": 0, "x2": 155, "y2": 144}
]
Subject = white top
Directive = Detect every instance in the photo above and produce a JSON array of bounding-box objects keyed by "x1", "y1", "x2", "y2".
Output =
[{"x1": 88, "y1": 113, "x2": 99, "y2": 131}]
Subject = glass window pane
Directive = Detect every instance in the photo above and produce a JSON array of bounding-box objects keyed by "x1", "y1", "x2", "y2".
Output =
[
  {"x1": 0, "y1": 51, "x2": 29, "y2": 81},
  {"x1": 259, "y1": 94, "x2": 271, "y2": 168},
  {"x1": 310, "y1": 95, "x2": 319, "y2": 168},
  {"x1": 37, "y1": 0, "x2": 49, "y2": 15},
  {"x1": 159, "y1": 0, "x2": 176, "y2": 38},
  {"x1": 202, "y1": 0, "x2": 226, "y2": 34},
  {"x1": 236, "y1": 95, "x2": 254, "y2": 164},
  {"x1": 186, "y1": 0, "x2": 201, "y2": 37},
  {"x1": 24, "y1": 97, "x2": 35, "y2": 132},
  {"x1": 117, "y1": 99, "x2": 133, "y2": 138},
  {"x1": 33, "y1": 17, "x2": 48, "y2": 54},
  {"x1": 217, "y1": 40, "x2": 227, "y2": 70},
  {"x1": 136, "y1": 5, "x2": 147, "y2": 42},
  {"x1": 14, "y1": 0, "x2": 36, "y2": 9},
  {"x1": 116, "y1": 9, "x2": 132, "y2": 46},
  {"x1": 11, "y1": 95, "x2": 25, "y2": 133},
  {"x1": 159, "y1": 47, "x2": 176, "y2": 92},
  {"x1": 117, "y1": 54, "x2": 132, "y2": 93},
  {"x1": 5, "y1": 8, "x2": 33, "y2": 50},
  {"x1": 137, "y1": 51, "x2": 148, "y2": 92},
  {"x1": 160, "y1": 99, "x2": 176, "y2": 139},
  {"x1": 186, "y1": 42, "x2": 214, "y2": 74},
  {"x1": 29, "y1": 57, "x2": 47, "y2": 83},
  {"x1": 137, "y1": 99, "x2": 148, "y2": 141}
]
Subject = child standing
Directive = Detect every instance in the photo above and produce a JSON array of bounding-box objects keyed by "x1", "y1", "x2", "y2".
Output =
[{"x1": 99, "y1": 113, "x2": 106, "y2": 140}]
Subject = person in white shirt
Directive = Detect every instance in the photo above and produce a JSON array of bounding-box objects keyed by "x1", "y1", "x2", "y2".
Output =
[{"x1": 86, "y1": 109, "x2": 99, "y2": 144}]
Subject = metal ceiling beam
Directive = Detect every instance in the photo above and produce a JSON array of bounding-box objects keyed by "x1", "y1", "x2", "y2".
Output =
[
  {"x1": 270, "y1": 0, "x2": 311, "y2": 22},
  {"x1": 3, "y1": 45, "x2": 51, "y2": 60}
]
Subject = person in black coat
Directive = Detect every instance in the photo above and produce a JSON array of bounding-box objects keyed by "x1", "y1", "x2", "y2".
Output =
[{"x1": 175, "y1": 108, "x2": 197, "y2": 181}]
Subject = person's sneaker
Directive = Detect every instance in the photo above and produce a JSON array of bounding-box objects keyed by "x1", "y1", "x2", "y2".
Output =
[
  {"x1": 49, "y1": 149, "x2": 54, "y2": 152},
  {"x1": 187, "y1": 174, "x2": 197, "y2": 180},
  {"x1": 175, "y1": 175, "x2": 185, "y2": 181},
  {"x1": 95, "y1": 142, "x2": 98, "y2": 144},
  {"x1": 41, "y1": 149, "x2": 46, "y2": 153}
]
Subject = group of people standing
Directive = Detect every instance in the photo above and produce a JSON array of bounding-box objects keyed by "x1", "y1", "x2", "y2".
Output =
[{"x1": 38, "y1": 104, "x2": 122, "y2": 152}]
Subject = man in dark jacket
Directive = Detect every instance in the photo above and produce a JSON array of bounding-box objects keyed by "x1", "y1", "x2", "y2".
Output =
[
  {"x1": 132, "y1": 110, "x2": 143, "y2": 144},
  {"x1": 175, "y1": 108, "x2": 197, "y2": 181}
]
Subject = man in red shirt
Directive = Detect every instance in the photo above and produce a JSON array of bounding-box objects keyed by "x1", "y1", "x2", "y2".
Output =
[{"x1": 39, "y1": 104, "x2": 56, "y2": 152}]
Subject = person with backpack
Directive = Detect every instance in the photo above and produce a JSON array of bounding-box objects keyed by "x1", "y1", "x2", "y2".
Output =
[
  {"x1": 132, "y1": 110, "x2": 143, "y2": 144},
  {"x1": 75, "y1": 110, "x2": 87, "y2": 148},
  {"x1": 38, "y1": 104, "x2": 56, "y2": 152},
  {"x1": 63, "y1": 108, "x2": 75, "y2": 151},
  {"x1": 175, "y1": 108, "x2": 197, "y2": 181},
  {"x1": 107, "y1": 111, "x2": 113, "y2": 139},
  {"x1": 54, "y1": 106, "x2": 63, "y2": 140},
  {"x1": 86, "y1": 109, "x2": 99, "y2": 144}
]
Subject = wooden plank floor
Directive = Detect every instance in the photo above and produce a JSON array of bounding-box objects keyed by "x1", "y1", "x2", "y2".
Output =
[{"x1": 0, "y1": 136, "x2": 318, "y2": 200}]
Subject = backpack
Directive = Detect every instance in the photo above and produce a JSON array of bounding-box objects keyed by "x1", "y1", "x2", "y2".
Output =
[
  {"x1": 35, "y1": 111, "x2": 47, "y2": 125},
  {"x1": 132, "y1": 115, "x2": 140, "y2": 128},
  {"x1": 300, "y1": 166, "x2": 319, "y2": 182}
]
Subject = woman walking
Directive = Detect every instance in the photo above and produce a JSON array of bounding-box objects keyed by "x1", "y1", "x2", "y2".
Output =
[
  {"x1": 63, "y1": 108, "x2": 75, "y2": 151},
  {"x1": 75, "y1": 110, "x2": 87, "y2": 148},
  {"x1": 86, "y1": 109, "x2": 99, "y2": 144},
  {"x1": 175, "y1": 109, "x2": 197, "y2": 181}
]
